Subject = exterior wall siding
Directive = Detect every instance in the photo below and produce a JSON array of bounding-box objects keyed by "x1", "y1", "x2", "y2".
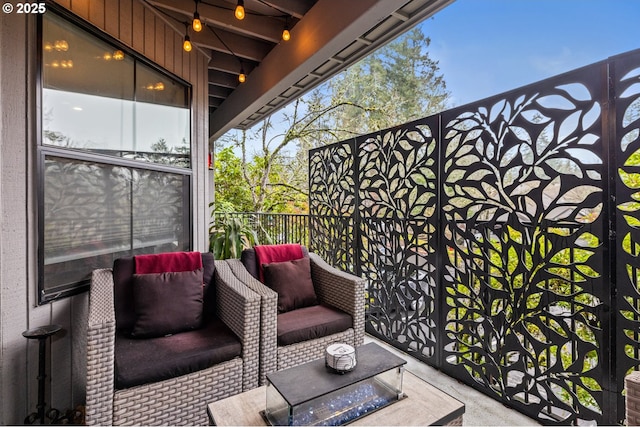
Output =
[{"x1": 0, "y1": 1, "x2": 211, "y2": 423}]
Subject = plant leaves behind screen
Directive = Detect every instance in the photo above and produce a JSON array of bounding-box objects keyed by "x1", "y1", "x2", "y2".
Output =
[
  {"x1": 500, "y1": 145, "x2": 520, "y2": 168},
  {"x1": 619, "y1": 169, "x2": 640, "y2": 189},
  {"x1": 536, "y1": 122, "x2": 556, "y2": 155},
  {"x1": 509, "y1": 180, "x2": 541, "y2": 197}
]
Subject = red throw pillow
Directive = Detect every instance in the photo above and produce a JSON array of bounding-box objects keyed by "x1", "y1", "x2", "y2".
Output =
[
  {"x1": 130, "y1": 268, "x2": 204, "y2": 338},
  {"x1": 263, "y1": 257, "x2": 318, "y2": 313}
]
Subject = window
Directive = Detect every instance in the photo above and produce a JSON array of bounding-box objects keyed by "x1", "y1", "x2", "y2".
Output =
[{"x1": 39, "y1": 10, "x2": 192, "y2": 303}]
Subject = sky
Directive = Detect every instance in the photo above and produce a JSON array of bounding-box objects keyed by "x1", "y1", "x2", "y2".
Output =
[
  {"x1": 223, "y1": 0, "x2": 640, "y2": 152},
  {"x1": 422, "y1": 0, "x2": 640, "y2": 108}
]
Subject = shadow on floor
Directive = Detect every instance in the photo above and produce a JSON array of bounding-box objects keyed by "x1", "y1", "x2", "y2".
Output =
[{"x1": 364, "y1": 335, "x2": 541, "y2": 426}]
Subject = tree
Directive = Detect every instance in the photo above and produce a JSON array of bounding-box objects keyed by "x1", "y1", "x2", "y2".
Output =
[
  {"x1": 216, "y1": 97, "x2": 365, "y2": 212},
  {"x1": 327, "y1": 27, "x2": 449, "y2": 137},
  {"x1": 212, "y1": 146, "x2": 254, "y2": 212},
  {"x1": 213, "y1": 25, "x2": 450, "y2": 213}
]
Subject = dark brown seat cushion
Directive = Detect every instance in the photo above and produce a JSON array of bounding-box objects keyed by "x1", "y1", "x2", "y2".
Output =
[
  {"x1": 115, "y1": 317, "x2": 241, "y2": 389},
  {"x1": 276, "y1": 304, "x2": 353, "y2": 346}
]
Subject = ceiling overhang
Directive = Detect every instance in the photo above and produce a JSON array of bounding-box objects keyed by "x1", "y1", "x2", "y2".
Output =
[
  {"x1": 147, "y1": 0, "x2": 455, "y2": 140},
  {"x1": 209, "y1": 0, "x2": 454, "y2": 139}
]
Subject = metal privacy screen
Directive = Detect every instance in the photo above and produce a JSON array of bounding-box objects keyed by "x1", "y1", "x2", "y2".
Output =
[{"x1": 309, "y1": 48, "x2": 640, "y2": 425}]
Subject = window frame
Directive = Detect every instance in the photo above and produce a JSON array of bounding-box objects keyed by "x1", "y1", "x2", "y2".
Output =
[{"x1": 37, "y1": 7, "x2": 194, "y2": 304}]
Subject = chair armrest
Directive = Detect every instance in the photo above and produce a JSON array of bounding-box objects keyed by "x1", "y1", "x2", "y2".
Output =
[
  {"x1": 626, "y1": 371, "x2": 640, "y2": 425},
  {"x1": 225, "y1": 258, "x2": 278, "y2": 384},
  {"x1": 85, "y1": 268, "x2": 116, "y2": 426},
  {"x1": 215, "y1": 261, "x2": 261, "y2": 390},
  {"x1": 308, "y1": 253, "x2": 366, "y2": 346}
]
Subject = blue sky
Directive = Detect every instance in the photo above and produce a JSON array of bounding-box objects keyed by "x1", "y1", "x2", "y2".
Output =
[
  {"x1": 223, "y1": 0, "x2": 640, "y2": 150},
  {"x1": 422, "y1": 0, "x2": 640, "y2": 107}
]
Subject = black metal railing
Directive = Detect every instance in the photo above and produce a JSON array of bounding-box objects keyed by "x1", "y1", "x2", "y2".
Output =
[{"x1": 216, "y1": 212, "x2": 310, "y2": 247}]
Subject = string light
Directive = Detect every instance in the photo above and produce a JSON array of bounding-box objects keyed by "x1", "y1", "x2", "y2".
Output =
[
  {"x1": 282, "y1": 17, "x2": 290, "y2": 41},
  {"x1": 234, "y1": 0, "x2": 245, "y2": 20},
  {"x1": 183, "y1": 34, "x2": 192, "y2": 52},
  {"x1": 183, "y1": 23, "x2": 192, "y2": 52},
  {"x1": 192, "y1": 1, "x2": 202, "y2": 32},
  {"x1": 193, "y1": 12, "x2": 202, "y2": 32}
]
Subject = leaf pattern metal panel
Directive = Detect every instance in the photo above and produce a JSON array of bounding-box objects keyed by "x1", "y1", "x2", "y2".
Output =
[
  {"x1": 307, "y1": 49, "x2": 640, "y2": 426},
  {"x1": 309, "y1": 141, "x2": 357, "y2": 271},
  {"x1": 440, "y1": 67, "x2": 607, "y2": 424},
  {"x1": 356, "y1": 122, "x2": 439, "y2": 360},
  {"x1": 615, "y1": 52, "x2": 640, "y2": 424}
]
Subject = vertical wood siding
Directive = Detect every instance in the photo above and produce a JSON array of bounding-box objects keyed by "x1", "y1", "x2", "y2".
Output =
[{"x1": 0, "y1": 0, "x2": 211, "y2": 423}]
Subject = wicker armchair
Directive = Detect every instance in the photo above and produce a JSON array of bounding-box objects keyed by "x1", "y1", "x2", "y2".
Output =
[
  {"x1": 226, "y1": 249, "x2": 365, "y2": 384},
  {"x1": 85, "y1": 253, "x2": 260, "y2": 426}
]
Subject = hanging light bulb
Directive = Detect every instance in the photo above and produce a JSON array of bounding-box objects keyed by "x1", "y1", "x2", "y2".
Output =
[
  {"x1": 183, "y1": 35, "x2": 192, "y2": 52},
  {"x1": 238, "y1": 66, "x2": 246, "y2": 83},
  {"x1": 282, "y1": 17, "x2": 290, "y2": 41},
  {"x1": 234, "y1": 0, "x2": 245, "y2": 20},
  {"x1": 192, "y1": 11, "x2": 202, "y2": 32},
  {"x1": 192, "y1": 1, "x2": 202, "y2": 32}
]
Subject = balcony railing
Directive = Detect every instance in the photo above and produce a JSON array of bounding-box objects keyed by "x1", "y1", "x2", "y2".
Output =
[{"x1": 214, "y1": 212, "x2": 309, "y2": 247}]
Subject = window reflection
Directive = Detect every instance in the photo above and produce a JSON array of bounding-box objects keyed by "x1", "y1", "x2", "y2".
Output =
[
  {"x1": 43, "y1": 156, "x2": 189, "y2": 293},
  {"x1": 42, "y1": 13, "x2": 191, "y2": 168}
]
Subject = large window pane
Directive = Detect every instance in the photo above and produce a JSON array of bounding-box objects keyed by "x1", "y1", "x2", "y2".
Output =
[
  {"x1": 39, "y1": 11, "x2": 193, "y2": 303},
  {"x1": 42, "y1": 13, "x2": 191, "y2": 168},
  {"x1": 43, "y1": 156, "x2": 191, "y2": 296},
  {"x1": 43, "y1": 157, "x2": 132, "y2": 292},
  {"x1": 43, "y1": 89, "x2": 135, "y2": 152},
  {"x1": 43, "y1": 12, "x2": 134, "y2": 100}
]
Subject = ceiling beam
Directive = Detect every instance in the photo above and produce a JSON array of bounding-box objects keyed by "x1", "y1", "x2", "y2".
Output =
[
  {"x1": 257, "y1": 0, "x2": 316, "y2": 19},
  {"x1": 209, "y1": 70, "x2": 242, "y2": 88},
  {"x1": 208, "y1": 0, "x2": 405, "y2": 139},
  {"x1": 191, "y1": 26, "x2": 273, "y2": 61},
  {"x1": 209, "y1": 51, "x2": 258, "y2": 74}
]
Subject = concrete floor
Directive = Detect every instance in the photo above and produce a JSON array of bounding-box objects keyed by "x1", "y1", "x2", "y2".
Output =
[{"x1": 365, "y1": 335, "x2": 541, "y2": 426}]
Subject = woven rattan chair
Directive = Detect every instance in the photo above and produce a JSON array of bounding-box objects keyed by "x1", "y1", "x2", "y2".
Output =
[
  {"x1": 85, "y1": 253, "x2": 260, "y2": 426},
  {"x1": 226, "y1": 249, "x2": 365, "y2": 385}
]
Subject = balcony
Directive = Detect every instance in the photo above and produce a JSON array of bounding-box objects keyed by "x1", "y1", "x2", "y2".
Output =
[{"x1": 218, "y1": 46, "x2": 640, "y2": 425}]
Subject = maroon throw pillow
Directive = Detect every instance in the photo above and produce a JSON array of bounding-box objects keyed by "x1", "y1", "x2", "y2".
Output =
[
  {"x1": 130, "y1": 268, "x2": 204, "y2": 338},
  {"x1": 263, "y1": 257, "x2": 318, "y2": 313}
]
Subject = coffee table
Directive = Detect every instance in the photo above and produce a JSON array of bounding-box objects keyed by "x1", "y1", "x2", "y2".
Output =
[{"x1": 207, "y1": 363, "x2": 464, "y2": 426}]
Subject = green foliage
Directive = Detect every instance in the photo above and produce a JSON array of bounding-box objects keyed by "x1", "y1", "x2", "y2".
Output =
[
  {"x1": 213, "y1": 146, "x2": 254, "y2": 212},
  {"x1": 213, "y1": 26, "x2": 449, "y2": 214},
  {"x1": 208, "y1": 211, "x2": 259, "y2": 259},
  {"x1": 326, "y1": 27, "x2": 449, "y2": 137}
]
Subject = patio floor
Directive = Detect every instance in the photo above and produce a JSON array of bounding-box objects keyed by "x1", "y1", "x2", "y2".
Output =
[{"x1": 364, "y1": 335, "x2": 541, "y2": 426}]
